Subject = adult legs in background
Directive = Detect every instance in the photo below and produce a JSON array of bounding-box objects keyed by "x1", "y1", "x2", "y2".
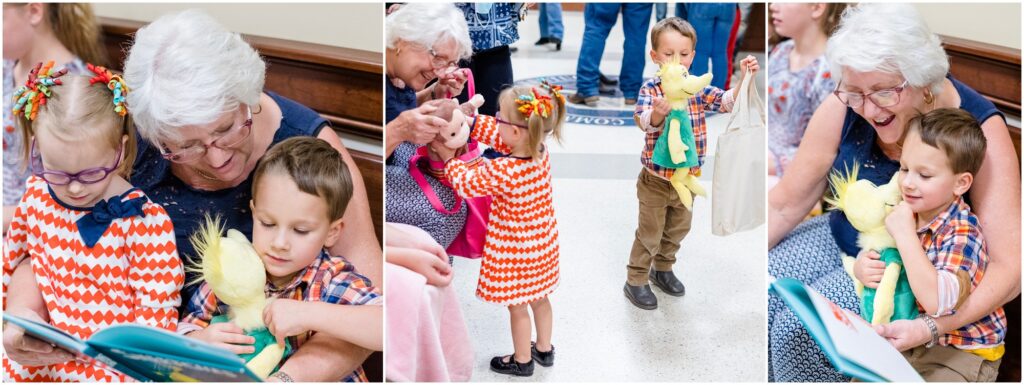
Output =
[
  {"x1": 655, "y1": 3, "x2": 666, "y2": 21},
  {"x1": 574, "y1": 3, "x2": 620, "y2": 100},
  {"x1": 619, "y1": 3, "x2": 654, "y2": 102},
  {"x1": 538, "y1": 3, "x2": 564, "y2": 41},
  {"x1": 461, "y1": 45, "x2": 513, "y2": 116},
  {"x1": 688, "y1": 3, "x2": 737, "y2": 89}
]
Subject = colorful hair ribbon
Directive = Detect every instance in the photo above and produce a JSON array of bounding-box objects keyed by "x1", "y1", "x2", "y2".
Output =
[
  {"x1": 515, "y1": 88, "x2": 554, "y2": 119},
  {"x1": 11, "y1": 61, "x2": 68, "y2": 121},
  {"x1": 88, "y1": 63, "x2": 130, "y2": 117}
]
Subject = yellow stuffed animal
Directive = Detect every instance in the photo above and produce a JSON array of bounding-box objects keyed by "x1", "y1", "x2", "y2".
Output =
[
  {"x1": 826, "y1": 164, "x2": 918, "y2": 325},
  {"x1": 189, "y1": 216, "x2": 287, "y2": 379},
  {"x1": 651, "y1": 54, "x2": 714, "y2": 209}
]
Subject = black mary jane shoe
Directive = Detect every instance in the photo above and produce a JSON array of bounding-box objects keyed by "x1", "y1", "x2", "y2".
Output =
[
  {"x1": 490, "y1": 355, "x2": 534, "y2": 376},
  {"x1": 650, "y1": 270, "x2": 686, "y2": 297},
  {"x1": 531, "y1": 342, "x2": 555, "y2": 367}
]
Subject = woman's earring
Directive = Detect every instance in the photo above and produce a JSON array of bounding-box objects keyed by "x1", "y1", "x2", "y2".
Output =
[{"x1": 923, "y1": 90, "x2": 935, "y2": 105}]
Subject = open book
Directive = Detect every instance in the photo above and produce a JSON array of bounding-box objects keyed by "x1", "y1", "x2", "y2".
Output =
[
  {"x1": 3, "y1": 314, "x2": 261, "y2": 382},
  {"x1": 769, "y1": 277, "x2": 924, "y2": 382}
]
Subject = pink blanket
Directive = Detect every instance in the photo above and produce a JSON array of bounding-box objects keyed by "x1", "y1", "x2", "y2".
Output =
[{"x1": 385, "y1": 263, "x2": 473, "y2": 382}]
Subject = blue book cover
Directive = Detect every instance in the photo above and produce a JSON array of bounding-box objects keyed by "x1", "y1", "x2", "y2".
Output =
[
  {"x1": 769, "y1": 277, "x2": 924, "y2": 382},
  {"x1": 3, "y1": 314, "x2": 262, "y2": 382}
]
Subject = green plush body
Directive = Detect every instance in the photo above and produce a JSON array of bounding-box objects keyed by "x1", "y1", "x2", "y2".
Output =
[
  {"x1": 860, "y1": 248, "x2": 919, "y2": 323},
  {"x1": 653, "y1": 109, "x2": 698, "y2": 169},
  {"x1": 210, "y1": 314, "x2": 293, "y2": 363}
]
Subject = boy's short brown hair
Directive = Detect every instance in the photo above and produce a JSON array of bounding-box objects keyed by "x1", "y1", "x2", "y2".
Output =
[
  {"x1": 252, "y1": 136, "x2": 353, "y2": 221},
  {"x1": 650, "y1": 17, "x2": 697, "y2": 51},
  {"x1": 906, "y1": 108, "x2": 987, "y2": 175}
]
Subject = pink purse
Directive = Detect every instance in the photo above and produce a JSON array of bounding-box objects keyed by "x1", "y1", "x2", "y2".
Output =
[{"x1": 408, "y1": 71, "x2": 491, "y2": 259}]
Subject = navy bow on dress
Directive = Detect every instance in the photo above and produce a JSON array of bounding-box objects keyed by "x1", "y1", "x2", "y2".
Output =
[{"x1": 76, "y1": 192, "x2": 146, "y2": 248}]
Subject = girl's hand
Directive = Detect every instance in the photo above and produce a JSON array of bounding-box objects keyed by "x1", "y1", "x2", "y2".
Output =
[
  {"x1": 264, "y1": 299, "x2": 310, "y2": 346},
  {"x1": 3, "y1": 312, "x2": 76, "y2": 367},
  {"x1": 397, "y1": 103, "x2": 448, "y2": 145},
  {"x1": 853, "y1": 249, "x2": 886, "y2": 289},
  {"x1": 186, "y1": 322, "x2": 256, "y2": 355},
  {"x1": 874, "y1": 318, "x2": 932, "y2": 351},
  {"x1": 885, "y1": 201, "x2": 917, "y2": 241},
  {"x1": 434, "y1": 68, "x2": 469, "y2": 99}
]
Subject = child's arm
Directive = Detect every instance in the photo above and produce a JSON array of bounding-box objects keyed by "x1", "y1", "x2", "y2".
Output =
[
  {"x1": 127, "y1": 204, "x2": 184, "y2": 331},
  {"x1": 708, "y1": 55, "x2": 761, "y2": 114},
  {"x1": 444, "y1": 156, "x2": 513, "y2": 198},
  {"x1": 886, "y1": 202, "x2": 972, "y2": 316},
  {"x1": 179, "y1": 282, "x2": 257, "y2": 355},
  {"x1": 264, "y1": 300, "x2": 383, "y2": 351},
  {"x1": 634, "y1": 84, "x2": 671, "y2": 133},
  {"x1": 469, "y1": 115, "x2": 513, "y2": 154}
]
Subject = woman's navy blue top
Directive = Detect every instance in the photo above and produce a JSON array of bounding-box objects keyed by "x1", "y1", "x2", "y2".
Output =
[
  {"x1": 828, "y1": 75, "x2": 1003, "y2": 256},
  {"x1": 131, "y1": 91, "x2": 326, "y2": 299}
]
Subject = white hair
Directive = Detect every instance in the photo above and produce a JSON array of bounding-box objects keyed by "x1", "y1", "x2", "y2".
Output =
[
  {"x1": 826, "y1": 3, "x2": 949, "y2": 95},
  {"x1": 124, "y1": 9, "x2": 265, "y2": 145},
  {"x1": 385, "y1": 3, "x2": 472, "y2": 60}
]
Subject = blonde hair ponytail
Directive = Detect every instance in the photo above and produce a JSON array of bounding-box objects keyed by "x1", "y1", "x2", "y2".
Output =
[{"x1": 49, "y1": 3, "x2": 107, "y2": 67}]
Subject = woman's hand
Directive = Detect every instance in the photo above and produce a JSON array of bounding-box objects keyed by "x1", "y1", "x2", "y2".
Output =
[
  {"x1": 394, "y1": 103, "x2": 448, "y2": 145},
  {"x1": 388, "y1": 245, "x2": 453, "y2": 287},
  {"x1": 433, "y1": 68, "x2": 469, "y2": 99},
  {"x1": 185, "y1": 322, "x2": 256, "y2": 355},
  {"x1": 853, "y1": 249, "x2": 885, "y2": 289},
  {"x1": 874, "y1": 318, "x2": 932, "y2": 351},
  {"x1": 3, "y1": 312, "x2": 75, "y2": 367}
]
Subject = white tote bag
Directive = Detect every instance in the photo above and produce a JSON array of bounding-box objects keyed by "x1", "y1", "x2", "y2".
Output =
[{"x1": 712, "y1": 70, "x2": 766, "y2": 236}]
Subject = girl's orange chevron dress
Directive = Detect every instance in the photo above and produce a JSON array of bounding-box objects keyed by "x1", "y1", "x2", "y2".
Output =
[
  {"x1": 444, "y1": 115, "x2": 560, "y2": 306},
  {"x1": 3, "y1": 176, "x2": 183, "y2": 382}
]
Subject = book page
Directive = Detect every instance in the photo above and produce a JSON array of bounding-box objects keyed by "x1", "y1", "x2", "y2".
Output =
[{"x1": 806, "y1": 289, "x2": 924, "y2": 382}]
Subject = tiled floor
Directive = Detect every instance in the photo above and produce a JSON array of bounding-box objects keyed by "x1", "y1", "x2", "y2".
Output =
[{"x1": 451, "y1": 8, "x2": 768, "y2": 382}]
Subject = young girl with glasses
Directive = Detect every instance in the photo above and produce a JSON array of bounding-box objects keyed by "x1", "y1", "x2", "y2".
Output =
[
  {"x1": 432, "y1": 83, "x2": 565, "y2": 377},
  {"x1": 2, "y1": 63, "x2": 184, "y2": 382}
]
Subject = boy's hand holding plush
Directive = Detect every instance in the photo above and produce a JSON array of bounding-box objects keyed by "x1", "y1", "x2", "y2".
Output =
[
  {"x1": 187, "y1": 322, "x2": 256, "y2": 355},
  {"x1": 264, "y1": 299, "x2": 310, "y2": 347},
  {"x1": 853, "y1": 249, "x2": 886, "y2": 289},
  {"x1": 884, "y1": 201, "x2": 918, "y2": 242},
  {"x1": 650, "y1": 97, "x2": 672, "y2": 128}
]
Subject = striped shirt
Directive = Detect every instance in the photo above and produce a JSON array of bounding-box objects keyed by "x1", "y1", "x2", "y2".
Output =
[
  {"x1": 3, "y1": 176, "x2": 183, "y2": 382},
  {"x1": 180, "y1": 250, "x2": 380, "y2": 382},
  {"x1": 444, "y1": 115, "x2": 560, "y2": 306},
  {"x1": 918, "y1": 196, "x2": 1005, "y2": 350},
  {"x1": 634, "y1": 77, "x2": 734, "y2": 179}
]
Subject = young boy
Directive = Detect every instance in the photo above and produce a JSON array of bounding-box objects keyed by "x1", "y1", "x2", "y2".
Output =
[
  {"x1": 178, "y1": 137, "x2": 382, "y2": 381},
  {"x1": 879, "y1": 108, "x2": 1005, "y2": 381},
  {"x1": 625, "y1": 17, "x2": 758, "y2": 309}
]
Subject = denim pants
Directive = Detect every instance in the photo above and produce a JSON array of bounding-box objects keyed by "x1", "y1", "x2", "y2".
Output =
[
  {"x1": 688, "y1": 3, "x2": 737, "y2": 89},
  {"x1": 538, "y1": 3, "x2": 564, "y2": 40},
  {"x1": 575, "y1": 3, "x2": 652, "y2": 100}
]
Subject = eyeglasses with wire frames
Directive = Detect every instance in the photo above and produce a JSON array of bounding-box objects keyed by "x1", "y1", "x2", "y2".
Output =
[
  {"x1": 833, "y1": 80, "x2": 909, "y2": 109},
  {"x1": 30, "y1": 138, "x2": 123, "y2": 185},
  {"x1": 426, "y1": 46, "x2": 459, "y2": 71},
  {"x1": 159, "y1": 105, "x2": 253, "y2": 163}
]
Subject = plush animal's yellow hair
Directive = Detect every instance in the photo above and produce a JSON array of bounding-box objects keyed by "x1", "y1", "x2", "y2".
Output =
[
  {"x1": 824, "y1": 163, "x2": 860, "y2": 212},
  {"x1": 185, "y1": 214, "x2": 224, "y2": 288}
]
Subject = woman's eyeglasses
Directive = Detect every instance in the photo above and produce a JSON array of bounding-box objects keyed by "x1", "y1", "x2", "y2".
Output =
[
  {"x1": 160, "y1": 105, "x2": 253, "y2": 163},
  {"x1": 833, "y1": 80, "x2": 909, "y2": 109},
  {"x1": 426, "y1": 46, "x2": 458, "y2": 71},
  {"x1": 31, "y1": 139, "x2": 123, "y2": 185}
]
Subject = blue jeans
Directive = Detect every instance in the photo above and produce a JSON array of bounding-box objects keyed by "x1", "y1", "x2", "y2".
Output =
[
  {"x1": 575, "y1": 3, "x2": 653, "y2": 100},
  {"x1": 654, "y1": 3, "x2": 666, "y2": 21},
  {"x1": 688, "y1": 3, "x2": 736, "y2": 89},
  {"x1": 538, "y1": 3, "x2": 564, "y2": 40}
]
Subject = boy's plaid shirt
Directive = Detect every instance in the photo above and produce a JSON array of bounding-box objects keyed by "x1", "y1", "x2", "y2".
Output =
[
  {"x1": 634, "y1": 77, "x2": 733, "y2": 179},
  {"x1": 179, "y1": 250, "x2": 381, "y2": 382},
  {"x1": 919, "y1": 196, "x2": 1005, "y2": 349}
]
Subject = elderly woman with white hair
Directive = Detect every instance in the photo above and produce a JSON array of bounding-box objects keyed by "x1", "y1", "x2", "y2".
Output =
[
  {"x1": 385, "y1": 3, "x2": 474, "y2": 260},
  {"x1": 767, "y1": 3, "x2": 1020, "y2": 381},
  {"x1": 2, "y1": 9, "x2": 382, "y2": 382}
]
